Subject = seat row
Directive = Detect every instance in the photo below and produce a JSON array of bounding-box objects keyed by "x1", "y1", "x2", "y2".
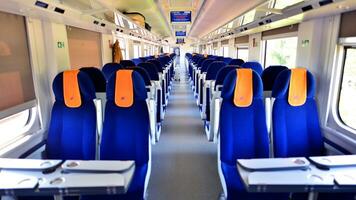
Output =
[
  {"x1": 37, "y1": 54, "x2": 176, "y2": 200},
  {"x1": 186, "y1": 53, "x2": 354, "y2": 200}
]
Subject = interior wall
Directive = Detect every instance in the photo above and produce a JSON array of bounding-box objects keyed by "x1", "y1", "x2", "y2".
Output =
[{"x1": 228, "y1": 38, "x2": 236, "y2": 58}]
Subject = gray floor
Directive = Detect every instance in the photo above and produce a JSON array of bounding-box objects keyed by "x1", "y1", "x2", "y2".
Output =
[{"x1": 147, "y1": 66, "x2": 222, "y2": 200}]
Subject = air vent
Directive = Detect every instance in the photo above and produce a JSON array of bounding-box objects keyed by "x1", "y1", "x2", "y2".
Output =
[
  {"x1": 116, "y1": 28, "x2": 120, "y2": 32},
  {"x1": 54, "y1": 7, "x2": 65, "y2": 14},
  {"x1": 319, "y1": 0, "x2": 333, "y2": 6},
  {"x1": 259, "y1": 22, "x2": 264, "y2": 26},
  {"x1": 301, "y1": 5, "x2": 313, "y2": 12},
  {"x1": 35, "y1": 1, "x2": 48, "y2": 9},
  {"x1": 93, "y1": 20, "x2": 99, "y2": 25},
  {"x1": 101, "y1": 23, "x2": 106, "y2": 27}
]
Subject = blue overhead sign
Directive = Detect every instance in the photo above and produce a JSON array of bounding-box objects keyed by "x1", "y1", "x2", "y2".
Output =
[
  {"x1": 170, "y1": 11, "x2": 191, "y2": 23},
  {"x1": 175, "y1": 31, "x2": 186, "y2": 37}
]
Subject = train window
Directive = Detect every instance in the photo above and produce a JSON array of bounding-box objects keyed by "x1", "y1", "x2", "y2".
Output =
[
  {"x1": 264, "y1": 37, "x2": 297, "y2": 68},
  {"x1": 222, "y1": 46, "x2": 229, "y2": 57},
  {"x1": 338, "y1": 47, "x2": 356, "y2": 130},
  {"x1": 236, "y1": 47, "x2": 249, "y2": 61},
  {"x1": 0, "y1": 109, "x2": 32, "y2": 148},
  {"x1": 133, "y1": 43, "x2": 141, "y2": 58},
  {"x1": 0, "y1": 11, "x2": 36, "y2": 113},
  {"x1": 67, "y1": 26, "x2": 102, "y2": 69}
]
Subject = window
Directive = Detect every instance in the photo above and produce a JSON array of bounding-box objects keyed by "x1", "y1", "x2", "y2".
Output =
[
  {"x1": 67, "y1": 26, "x2": 102, "y2": 69},
  {"x1": 264, "y1": 37, "x2": 297, "y2": 68},
  {"x1": 338, "y1": 48, "x2": 356, "y2": 129},
  {"x1": 0, "y1": 11, "x2": 36, "y2": 113},
  {"x1": 222, "y1": 46, "x2": 229, "y2": 57},
  {"x1": 133, "y1": 43, "x2": 141, "y2": 58},
  {"x1": 237, "y1": 47, "x2": 249, "y2": 61},
  {"x1": 0, "y1": 109, "x2": 33, "y2": 148},
  {"x1": 117, "y1": 37, "x2": 126, "y2": 60}
]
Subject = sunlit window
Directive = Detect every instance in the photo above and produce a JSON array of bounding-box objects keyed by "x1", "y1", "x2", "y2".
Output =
[
  {"x1": 237, "y1": 47, "x2": 249, "y2": 61},
  {"x1": 264, "y1": 37, "x2": 297, "y2": 68},
  {"x1": 274, "y1": 0, "x2": 304, "y2": 9},
  {"x1": 133, "y1": 44, "x2": 141, "y2": 58},
  {"x1": 0, "y1": 109, "x2": 31, "y2": 148},
  {"x1": 242, "y1": 10, "x2": 256, "y2": 25},
  {"x1": 339, "y1": 48, "x2": 356, "y2": 130},
  {"x1": 117, "y1": 37, "x2": 126, "y2": 59},
  {"x1": 222, "y1": 46, "x2": 229, "y2": 57}
]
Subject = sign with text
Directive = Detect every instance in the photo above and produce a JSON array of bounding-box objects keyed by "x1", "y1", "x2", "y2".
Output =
[
  {"x1": 175, "y1": 31, "x2": 186, "y2": 37},
  {"x1": 170, "y1": 11, "x2": 191, "y2": 23}
]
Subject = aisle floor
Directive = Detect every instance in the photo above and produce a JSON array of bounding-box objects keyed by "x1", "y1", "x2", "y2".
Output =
[{"x1": 147, "y1": 66, "x2": 222, "y2": 200}]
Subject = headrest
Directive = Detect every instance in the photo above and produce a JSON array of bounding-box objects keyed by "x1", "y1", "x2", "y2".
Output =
[
  {"x1": 138, "y1": 62, "x2": 159, "y2": 81},
  {"x1": 272, "y1": 68, "x2": 315, "y2": 107},
  {"x1": 147, "y1": 59, "x2": 163, "y2": 72},
  {"x1": 223, "y1": 57, "x2": 232, "y2": 64},
  {"x1": 126, "y1": 66, "x2": 151, "y2": 86},
  {"x1": 120, "y1": 60, "x2": 136, "y2": 68},
  {"x1": 102, "y1": 63, "x2": 123, "y2": 80},
  {"x1": 206, "y1": 61, "x2": 227, "y2": 80},
  {"x1": 80, "y1": 67, "x2": 106, "y2": 92},
  {"x1": 242, "y1": 61, "x2": 263, "y2": 75},
  {"x1": 221, "y1": 68, "x2": 263, "y2": 107},
  {"x1": 261, "y1": 65, "x2": 288, "y2": 91},
  {"x1": 139, "y1": 57, "x2": 147, "y2": 62},
  {"x1": 215, "y1": 66, "x2": 239, "y2": 89},
  {"x1": 229, "y1": 59, "x2": 245, "y2": 66},
  {"x1": 197, "y1": 58, "x2": 207, "y2": 69},
  {"x1": 200, "y1": 59, "x2": 216, "y2": 72},
  {"x1": 53, "y1": 70, "x2": 95, "y2": 108},
  {"x1": 107, "y1": 69, "x2": 147, "y2": 108},
  {"x1": 132, "y1": 58, "x2": 143, "y2": 65}
]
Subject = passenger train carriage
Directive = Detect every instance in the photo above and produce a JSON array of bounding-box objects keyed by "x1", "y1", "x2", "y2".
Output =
[{"x1": 0, "y1": 0, "x2": 356, "y2": 199}]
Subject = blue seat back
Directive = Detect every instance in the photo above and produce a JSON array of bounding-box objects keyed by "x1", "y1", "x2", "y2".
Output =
[
  {"x1": 206, "y1": 61, "x2": 227, "y2": 80},
  {"x1": 126, "y1": 67, "x2": 152, "y2": 86},
  {"x1": 47, "y1": 70, "x2": 96, "y2": 160},
  {"x1": 220, "y1": 68, "x2": 269, "y2": 165},
  {"x1": 229, "y1": 59, "x2": 245, "y2": 66},
  {"x1": 102, "y1": 63, "x2": 123, "y2": 80},
  {"x1": 138, "y1": 62, "x2": 159, "y2": 81},
  {"x1": 242, "y1": 61, "x2": 263, "y2": 75},
  {"x1": 132, "y1": 58, "x2": 143, "y2": 65},
  {"x1": 197, "y1": 57, "x2": 206, "y2": 69},
  {"x1": 101, "y1": 69, "x2": 149, "y2": 165},
  {"x1": 147, "y1": 59, "x2": 163, "y2": 72},
  {"x1": 120, "y1": 60, "x2": 136, "y2": 68},
  {"x1": 223, "y1": 57, "x2": 232, "y2": 64},
  {"x1": 215, "y1": 66, "x2": 239, "y2": 90},
  {"x1": 200, "y1": 59, "x2": 216, "y2": 73},
  {"x1": 272, "y1": 68, "x2": 323, "y2": 157},
  {"x1": 80, "y1": 67, "x2": 106, "y2": 92},
  {"x1": 262, "y1": 65, "x2": 288, "y2": 91}
]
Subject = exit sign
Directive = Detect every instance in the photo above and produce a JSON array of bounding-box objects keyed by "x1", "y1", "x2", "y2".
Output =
[{"x1": 57, "y1": 41, "x2": 65, "y2": 48}]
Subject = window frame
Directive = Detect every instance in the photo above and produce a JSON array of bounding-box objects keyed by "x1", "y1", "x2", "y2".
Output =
[
  {"x1": 335, "y1": 46, "x2": 356, "y2": 132},
  {"x1": 236, "y1": 45, "x2": 249, "y2": 60}
]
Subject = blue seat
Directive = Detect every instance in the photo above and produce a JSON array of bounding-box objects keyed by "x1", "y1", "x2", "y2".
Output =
[
  {"x1": 80, "y1": 67, "x2": 106, "y2": 92},
  {"x1": 46, "y1": 70, "x2": 96, "y2": 160},
  {"x1": 138, "y1": 62, "x2": 159, "y2": 81},
  {"x1": 206, "y1": 61, "x2": 227, "y2": 81},
  {"x1": 261, "y1": 65, "x2": 288, "y2": 91},
  {"x1": 147, "y1": 59, "x2": 163, "y2": 73},
  {"x1": 120, "y1": 60, "x2": 136, "y2": 68},
  {"x1": 200, "y1": 59, "x2": 216, "y2": 73},
  {"x1": 242, "y1": 61, "x2": 263, "y2": 75},
  {"x1": 222, "y1": 57, "x2": 232, "y2": 65},
  {"x1": 83, "y1": 69, "x2": 150, "y2": 200},
  {"x1": 215, "y1": 66, "x2": 239, "y2": 90},
  {"x1": 272, "y1": 68, "x2": 324, "y2": 157},
  {"x1": 228, "y1": 59, "x2": 245, "y2": 66},
  {"x1": 219, "y1": 68, "x2": 287, "y2": 200},
  {"x1": 126, "y1": 67, "x2": 152, "y2": 87},
  {"x1": 132, "y1": 58, "x2": 143, "y2": 65},
  {"x1": 102, "y1": 63, "x2": 123, "y2": 80}
]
